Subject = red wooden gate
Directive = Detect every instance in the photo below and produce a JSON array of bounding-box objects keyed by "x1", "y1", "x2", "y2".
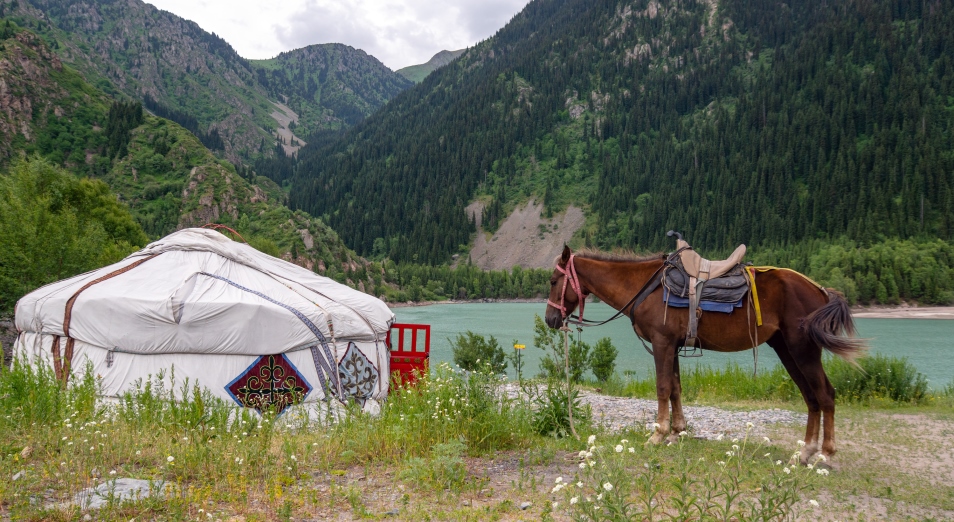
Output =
[{"x1": 387, "y1": 323, "x2": 430, "y2": 388}]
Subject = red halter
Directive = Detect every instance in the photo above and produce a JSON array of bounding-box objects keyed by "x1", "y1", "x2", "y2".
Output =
[{"x1": 547, "y1": 254, "x2": 588, "y2": 323}]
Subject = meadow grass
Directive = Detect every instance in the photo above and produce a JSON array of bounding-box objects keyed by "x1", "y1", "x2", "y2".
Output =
[
  {"x1": 0, "y1": 356, "x2": 949, "y2": 520},
  {"x1": 597, "y1": 355, "x2": 949, "y2": 407}
]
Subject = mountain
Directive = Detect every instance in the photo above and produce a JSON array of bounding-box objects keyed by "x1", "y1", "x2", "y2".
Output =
[
  {"x1": 288, "y1": 0, "x2": 954, "y2": 265},
  {"x1": 0, "y1": 18, "x2": 364, "y2": 287},
  {"x1": 251, "y1": 44, "x2": 413, "y2": 138},
  {"x1": 396, "y1": 49, "x2": 466, "y2": 83},
  {"x1": 7, "y1": 0, "x2": 412, "y2": 158}
]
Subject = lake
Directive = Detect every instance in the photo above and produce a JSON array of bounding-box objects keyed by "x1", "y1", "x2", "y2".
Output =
[{"x1": 394, "y1": 302, "x2": 954, "y2": 389}]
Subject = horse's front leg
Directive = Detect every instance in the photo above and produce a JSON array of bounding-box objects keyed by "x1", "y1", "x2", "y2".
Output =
[
  {"x1": 667, "y1": 355, "x2": 687, "y2": 444},
  {"x1": 648, "y1": 339, "x2": 676, "y2": 445}
]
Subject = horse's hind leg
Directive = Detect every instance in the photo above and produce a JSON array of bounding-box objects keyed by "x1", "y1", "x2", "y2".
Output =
[{"x1": 769, "y1": 334, "x2": 822, "y2": 465}]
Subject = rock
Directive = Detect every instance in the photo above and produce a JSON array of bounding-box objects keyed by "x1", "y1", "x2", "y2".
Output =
[
  {"x1": 461, "y1": 500, "x2": 470, "y2": 506},
  {"x1": 12, "y1": 471, "x2": 23, "y2": 481},
  {"x1": 20, "y1": 445, "x2": 32, "y2": 459},
  {"x1": 71, "y1": 478, "x2": 166, "y2": 510},
  {"x1": 520, "y1": 501, "x2": 532, "y2": 510},
  {"x1": 384, "y1": 509, "x2": 400, "y2": 516}
]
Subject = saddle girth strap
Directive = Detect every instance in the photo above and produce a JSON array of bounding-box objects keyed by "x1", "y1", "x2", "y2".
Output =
[{"x1": 57, "y1": 254, "x2": 161, "y2": 385}]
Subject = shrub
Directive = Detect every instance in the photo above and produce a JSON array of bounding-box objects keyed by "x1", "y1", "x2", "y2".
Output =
[
  {"x1": 534, "y1": 314, "x2": 590, "y2": 382},
  {"x1": 529, "y1": 381, "x2": 591, "y2": 438},
  {"x1": 825, "y1": 354, "x2": 929, "y2": 404},
  {"x1": 589, "y1": 337, "x2": 618, "y2": 382},
  {"x1": 450, "y1": 331, "x2": 507, "y2": 374}
]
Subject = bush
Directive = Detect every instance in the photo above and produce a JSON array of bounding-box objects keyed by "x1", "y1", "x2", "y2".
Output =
[
  {"x1": 534, "y1": 314, "x2": 590, "y2": 382},
  {"x1": 450, "y1": 331, "x2": 507, "y2": 374},
  {"x1": 589, "y1": 337, "x2": 618, "y2": 382},
  {"x1": 530, "y1": 381, "x2": 591, "y2": 438},
  {"x1": 825, "y1": 354, "x2": 929, "y2": 404}
]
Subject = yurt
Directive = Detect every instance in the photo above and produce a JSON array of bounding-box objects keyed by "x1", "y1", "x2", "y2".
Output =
[{"x1": 13, "y1": 228, "x2": 394, "y2": 414}]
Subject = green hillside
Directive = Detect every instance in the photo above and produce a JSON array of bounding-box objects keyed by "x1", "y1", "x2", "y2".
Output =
[
  {"x1": 396, "y1": 49, "x2": 466, "y2": 83},
  {"x1": 6, "y1": 0, "x2": 411, "y2": 158},
  {"x1": 251, "y1": 44, "x2": 413, "y2": 137},
  {"x1": 0, "y1": 19, "x2": 364, "y2": 308},
  {"x1": 288, "y1": 0, "x2": 954, "y2": 268}
]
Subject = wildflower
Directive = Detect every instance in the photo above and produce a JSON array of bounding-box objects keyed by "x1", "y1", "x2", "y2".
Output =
[
  {"x1": 615, "y1": 445, "x2": 623, "y2": 453},
  {"x1": 797, "y1": 440, "x2": 806, "y2": 447},
  {"x1": 290, "y1": 455, "x2": 297, "y2": 461},
  {"x1": 746, "y1": 422, "x2": 754, "y2": 429},
  {"x1": 167, "y1": 456, "x2": 175, "y2": 463},
  {"x1": 136, "y1": 450, "x2": 142, "y2": 456},
  {"x1": 182, "y1": 437, "x2": 188, "y2": 442},
  {"x1": 60, "y1": 462, "x2": 66, "y2": 467},
  {"x1": 816, "y1": 468, "x2": 829, "y2": 476},
  {"x1": 653, "y1": 423, "x2": 660, "y2": 429},
  {"x1": 89, "y1": 447, "x2": 95, "y2": 451},
  {"x1": 732, "y1": 438, "x2": 739, "y2": 443},
  {"x1": 809, "y1": 499, "x2": 819, "y2": 507},
  {"x1": 732, "y1": 444, "x2": 740, "y2": 451},
  {"x1": 579, "y1": 463, "x2": 586, "y2": 469},
  {"x1": 602, "y1": 482, "x2": 613, "y2": 491},
  {"x1": 62, "y1": 437, "x2": 68, "y2": 441},
  {"x1": 764, "y1": 453, "x2": 771, "y2": 457},
  {"x1": 783, "y1": 467, "x2": 791, "y2": 474},
  {"x1": 570, "y1": 497, "x2": 578, "y2": 505},
  {"x1": 551, "y1": 484, "x2": 564, "y2": 493},
  {"x1": 628, "y1": 447, "x2": 635, "y2": 453},
  {"x1": 679, "y1": 431, "x2": 687, "y2": 437},
  {"x1": 578, "y1": 450, "x2": 587, "y2": 459},
  {"x1": 620, "y1": 439, "x2": 629, "y2": 444},
  {"x1": 817, "y1": 454, "x2": 827, "y2": 462},
  {"x1": 716, "y1": 434, "x2": 724, "y2": 441},
  {"x1": 775, "y1": 460, "x2": 782, "y2": 466},
  {"x1": 555, "y1": 476, "x2": 563, "y2": 484},
  {"x1": 552, "y1": 502, "x2": 558, "y2": 509},
  {"x1": 807, "y1": 463, "x2": 814, "y2": 470},
  {"x1": 763, "y1": 436, "x2": 771, "y2": 443},
  {"x1": 576, "y1": 481, "x2": 583, "y2": 488}
]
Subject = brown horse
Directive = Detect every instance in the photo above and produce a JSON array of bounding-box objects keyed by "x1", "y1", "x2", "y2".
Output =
[{"x1": 544, "y1": 245, "x2": 866, "y2": 464}]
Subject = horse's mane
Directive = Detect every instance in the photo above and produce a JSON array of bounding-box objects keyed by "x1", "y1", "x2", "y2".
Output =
[{"x1": 571, "y1": 249, "x2": 666, "y2": 263}]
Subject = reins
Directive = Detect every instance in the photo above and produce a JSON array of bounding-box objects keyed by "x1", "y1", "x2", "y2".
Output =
[{"x1": 550, "y1": 255, "x2": 670, "y2": 356}]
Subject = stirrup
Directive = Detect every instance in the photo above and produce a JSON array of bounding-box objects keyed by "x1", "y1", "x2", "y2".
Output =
[{"x1": 680, "y1": 338, "x2": 703, "y2": 358}]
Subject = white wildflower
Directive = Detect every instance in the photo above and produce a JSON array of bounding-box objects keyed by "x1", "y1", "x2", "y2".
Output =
[
  {"x1": 579, "y1": 462, "x2": 586, "y2": 469},
  {"x1": 809, "y1": 499, "x2": 819, "y2": 507},
  {"x1": 602, "y1": 482, "x2": 613, "y2": 491},
  {"x1": 783, "y1": 467, "x2": 791, "y2": 474},
  {"x1": 678, "y1": 431, "x2": 687, "y2": 437},
  {"x1": 763, "y1": 436, "x2": 771, "y2": 443},
  {"x1": 620, "y1": 439, "x2": 629, "y2": 444},
  {"x1": 167, "y1": 456, "x2": 174, "y2": 463},
  {"x1": 552, "y1": 502, "x2": 559, "y2": 509},
  {"x1": 587, "y1": 435, "x2": 597, "y2": 445},
  {"x1": 746, "y1": 422, "x2": 754, "y2": 429},
  {"x1": 615, "y1": 445, "x2": 623, "y2": 453},
  {"x1": 797, "y1": 440, "x2": 806, "y2": 447},
  {"x1": 716, "y1": 434, "x2": 724, "y2": 441},
  {"x1": 817, "y1": 468, "x2": 830, "y2": 476},
  {"x1": 628, "y1": 447, "x2": 635, "y2": 453},
  {"x1": 570, "y1": 497, "x2": 578, "y2": 505},
  {"x1": 576, "y1": 481, "x2": 583, "y2": 488},
  {"x1": 555, "y1": 476, "x2": 563, "y2": 484}
]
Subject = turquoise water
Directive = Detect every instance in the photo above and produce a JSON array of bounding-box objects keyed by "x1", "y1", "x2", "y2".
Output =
[{"x1": 394, "y1": 302, "x2": 954, "y2": 389}]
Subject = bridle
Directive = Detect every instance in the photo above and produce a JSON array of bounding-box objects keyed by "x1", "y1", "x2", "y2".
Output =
[{"x1": 547, "y1": 254, "x2": 589, "y2": 324}]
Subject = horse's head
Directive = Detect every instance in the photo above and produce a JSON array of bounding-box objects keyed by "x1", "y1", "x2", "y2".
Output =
[{"x1": 545, "y1": 245, "x2": 586, "y2": 328}]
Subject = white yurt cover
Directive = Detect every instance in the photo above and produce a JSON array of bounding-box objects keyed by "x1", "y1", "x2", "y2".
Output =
[{"x1": 14, "y1": 228, "x2": 395, "y2": 414}]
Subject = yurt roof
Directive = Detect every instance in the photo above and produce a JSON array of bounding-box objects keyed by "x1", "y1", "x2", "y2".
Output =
[{"x1": 15, "y1": 228, "x2": 394, "y2": 356}]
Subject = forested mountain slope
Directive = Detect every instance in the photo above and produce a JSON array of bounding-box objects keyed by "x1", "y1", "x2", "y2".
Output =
[
  {"x1": 251, "y1": 44, "x2": 412, "y2": 137},
  {"x1": 396, "y1": 49, "x2": 466, "y2": 83},
  {"x1": 288, "y1": 0, "x2": 954, "y2": 265},
  {"x1": 0, "y1": 19, "x2": 364, "y2": 310},
  {"x1": 5, "y1": 0, "x2": 411, "y2": 157}
]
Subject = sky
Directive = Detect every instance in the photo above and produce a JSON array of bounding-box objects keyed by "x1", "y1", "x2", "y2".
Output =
[{"x1": 145, "y1": 0, "x2": 532, "y2": 70}]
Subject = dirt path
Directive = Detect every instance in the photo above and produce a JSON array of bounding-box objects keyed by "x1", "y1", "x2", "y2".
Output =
[
  {"x1": 467, "y1": 199, "x2": 585, "y2": 270},
  {"x1": 270, "y1": 100, "x2": 307, "y2": 156}
]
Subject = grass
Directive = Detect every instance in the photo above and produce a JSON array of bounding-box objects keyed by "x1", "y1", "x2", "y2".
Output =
[
  {"x1": 1, "y1": 357, "x2": 953, "y2": 520},
  {"x1": 597, "y1": 355, "x2": 950, "y2": 407}
]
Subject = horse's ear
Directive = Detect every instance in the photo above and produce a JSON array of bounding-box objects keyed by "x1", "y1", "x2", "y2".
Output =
[{"x1": 561, "y1": 244, "x2": 572, "y2": 265}]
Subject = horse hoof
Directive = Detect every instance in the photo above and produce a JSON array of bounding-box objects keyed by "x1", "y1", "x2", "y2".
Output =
[{"x1": 646, "y1": 433, "x2": 665, "y2": 446}]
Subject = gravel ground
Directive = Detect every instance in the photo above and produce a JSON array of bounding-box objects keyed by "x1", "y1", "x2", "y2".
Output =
[{"x1": 504, "y1": 383, "x2": 806, "y2": 441}]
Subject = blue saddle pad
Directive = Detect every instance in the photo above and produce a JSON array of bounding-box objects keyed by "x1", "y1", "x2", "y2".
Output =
[{"x1": 663, "y1": 288, "x2": 743, "y2": 313}]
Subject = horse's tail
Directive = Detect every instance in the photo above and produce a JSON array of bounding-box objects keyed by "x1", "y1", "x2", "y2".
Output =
[{"x1": 804, "y1": 289, "x2": 868, "y2": 363}]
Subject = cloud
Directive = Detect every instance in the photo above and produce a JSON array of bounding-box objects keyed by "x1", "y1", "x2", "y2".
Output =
[
  {"x1": 147, "y1": 0, "x2": 531, "y2": 70},
  {"x1": 273, "y1": 0, "x2": 530, "y2": 69}
]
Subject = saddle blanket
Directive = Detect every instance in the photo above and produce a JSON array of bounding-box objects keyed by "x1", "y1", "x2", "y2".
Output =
[{"x1": 663, "y1": 288, "x2": 743, "y2": 313}]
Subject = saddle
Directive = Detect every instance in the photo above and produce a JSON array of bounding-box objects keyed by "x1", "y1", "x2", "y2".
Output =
[{"x1": 664, "y1": 231, "x2": 747, "y2": 352}]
